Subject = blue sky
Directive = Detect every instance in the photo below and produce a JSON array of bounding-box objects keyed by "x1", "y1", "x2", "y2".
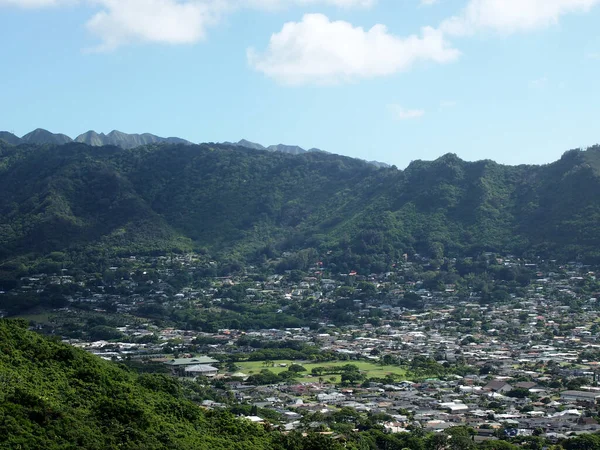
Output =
[{"x1": 1, "y1": 0, "x2": 599, "y2": 168}]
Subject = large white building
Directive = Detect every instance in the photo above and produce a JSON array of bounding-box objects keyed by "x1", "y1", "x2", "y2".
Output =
[{"x1": 184, "y1": 364, "x2": 219, "y2": 377}]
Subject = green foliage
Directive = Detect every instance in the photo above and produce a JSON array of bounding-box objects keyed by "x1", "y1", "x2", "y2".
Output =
[
  {"x1": 562, "y1": 433, "x2": 600, "y2": 450},
  {"x1": 2, "y1": 143, "x2": 600, "y2": 279},
  {"x1": 505, "y1": 387, "x2": 532, "y2": 399},
  {"x1": 0, "y1": 319, "x2": 278, "y2": 449},
  {"x1": 288, "y1": 364, "x2": 307, "y2": 373}
]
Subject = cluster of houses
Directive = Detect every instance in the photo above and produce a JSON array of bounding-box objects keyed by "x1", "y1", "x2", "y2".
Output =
[
  {"x1": 185, "y1": 367, "x2": 600, "y2": 440},
  {"x1": 145, "y1": 362, "x2": 600, "y2": 440}
]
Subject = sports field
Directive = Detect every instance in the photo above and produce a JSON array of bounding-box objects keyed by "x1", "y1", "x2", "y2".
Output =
[{"x1": 236, "y1": 359, "x2": 407, "y2": 382}]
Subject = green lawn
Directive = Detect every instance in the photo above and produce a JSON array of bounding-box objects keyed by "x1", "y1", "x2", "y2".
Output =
[{"x1": 236, "y1": 359, "x2": 407, "y2": 382}]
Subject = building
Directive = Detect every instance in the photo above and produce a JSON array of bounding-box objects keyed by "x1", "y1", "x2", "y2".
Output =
[
  {"x1": 184, "y1": 364, "x2": 219, "y2": 378},
  {"x1": 164, "y1": 356, "x2": 219, "y2": 376},
  {"x1": 484, "y1": 380, "x2": 513, "y2": 393},
  {"x1": 560, "y1": 390, "x2": 600, "y2": 405}
]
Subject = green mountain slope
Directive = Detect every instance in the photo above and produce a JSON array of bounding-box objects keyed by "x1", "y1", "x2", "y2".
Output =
[
  {"x1": 0, "y1": 319, "x2": 281, "y2": 449},
  {"x1": 0, "y1": 142, "x2": 190, "y2": 260},
  {"x1": 1, "y1": 141, "x2": 600, "y2": 270}
]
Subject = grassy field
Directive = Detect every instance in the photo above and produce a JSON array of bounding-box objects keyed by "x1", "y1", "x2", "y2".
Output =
[{"x1": 236, "y1": 360, "x2": 407, "y2": 383}]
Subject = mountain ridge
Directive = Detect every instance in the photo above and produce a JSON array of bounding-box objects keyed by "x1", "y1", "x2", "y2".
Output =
[
  {"x1": 74, "y1": 129, "x2": 193, "y2": 149},
  {"x1": 224, "y1": 138, "x2": 390, "y2": 167},
  {"x1": 0, "y1": 129, "x2": 390, "y2": 165},
  {"x1": 0, "y1": 128, "x2": 197, "y2": 149},
  {"x1": 222, "y1": 139, "x2": 324, "y2": 155},
  {"x1": 1, "y1": 140, "x2": 600, "y2": 274}
]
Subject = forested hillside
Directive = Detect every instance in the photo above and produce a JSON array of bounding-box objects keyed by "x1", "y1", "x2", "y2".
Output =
[
  {"x1": 0, "y1": 319, "x2": 281, "y2": 449},
  {"x1": 1, "y1": 141, "x2": 600, "y2": 275}
]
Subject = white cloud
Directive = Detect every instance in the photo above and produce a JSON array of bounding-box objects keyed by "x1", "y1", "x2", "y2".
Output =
[
  {"x1": 86, "y1": 0, "x2": 375, "y2": 51},
  {"x1": 441, "y1": 0, "x2": 600, "y2": 36},
  {"x1": 85, "y1": 0, "x2": 222, "y2": 51},
  {"x1": 2, "y1": 0, "x2": 376, "y2": 51},
  {"x1": 247, "y1": 13, "x2": 460, "y2": 84},
  {"x1": 389, "y1": 104, "x2": 425, "y2": 120},
  {"x1": 7, "y1": 0, "x2": 599, "y2": 65}
]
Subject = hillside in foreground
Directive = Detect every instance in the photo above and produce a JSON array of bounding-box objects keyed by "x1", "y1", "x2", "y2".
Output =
[{"x1": 0, "y1": 319, "x2": 299, "y2": 449}]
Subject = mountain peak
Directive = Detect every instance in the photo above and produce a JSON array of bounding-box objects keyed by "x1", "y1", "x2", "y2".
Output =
[
  {"x1": 237, "y1": 139, "x2": 265, "y2": 150},
  {"x1": 435, "y1": 153, "x2": 464, "y2": 164},
  {"x1": 22, "y1": 128, "x2": 73, "y2": 145},
  {"x1": 75, "y1": 130, "x2": 106, "y2": 146},
  {"x1": 266, "y1": 144, "x2": 306, "y2": 155}
]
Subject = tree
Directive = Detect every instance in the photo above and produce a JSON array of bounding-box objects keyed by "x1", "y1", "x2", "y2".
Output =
[
  {"x1": 333, "y1": 407, "x2": 360, "y2": 424},
  {"x1": 357, "y1": 281, "x2": 377, "y2": 297},
  {"x1": 426, "y1": 433, "x2": 449, "y2": 450},
  {"x1": 288, "y1": 364, "x2": 307, "y2": 373},
  {"x1": 445, "y1": 426, "x2": 476, "y2": 450},
  {"x1": 382, "y1": 354, "x2": 394, "y2": 366},
  {"x1": 311, "y1": 367, "x2": 325, "y2": 376},
  {"x1": 506, "y1": 388, "x2": 531, "y2": 399},
  {"x1": 563, "y1": 433, "x2": 600, "y2": 450},
  {"x1": 88, "y1": 325, "x2": 124, "y2": 341},
  {"x1": 566, "y1": 377, "x2": 589, "y2": 390},
  {"x1": 341, "y1": 370, "x2": 365, "y2": 386},
  {"x1": 400, "y1": 292, "x2": 424, "y2": 310}
]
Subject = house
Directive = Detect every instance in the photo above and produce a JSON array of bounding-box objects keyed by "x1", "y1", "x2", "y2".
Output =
[
  {"x1": 164, "y1": 356, "x2": 219, "y2": 375},
  {"x1": 244, "y1": 416, "x2": 265, "y2": 424},
  {"x1": 484, "y1": 380, "x2": 513, "y2": 393},
  {"x1": 317, "y1": 392, "x2": 346, "y2": 403},
  {"x1": 184, "y1": 364, "x2": 219, "y2": 377},
  {"x1": 560, "y1": 390, "x2": 600, "y2": 405},
  {"x1": 439, "y1": 402, "x2": 469, "y2": 413}
]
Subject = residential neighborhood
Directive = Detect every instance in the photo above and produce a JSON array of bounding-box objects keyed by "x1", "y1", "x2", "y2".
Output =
[{"x1": 5, "y1": 251, "x2": 600, "y2": 445}]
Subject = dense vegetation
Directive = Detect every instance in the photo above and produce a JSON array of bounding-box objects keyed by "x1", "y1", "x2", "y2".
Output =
[
  {"x1": 1, "y1": 141, "x2": 600, "y2": 281},
  {"x1": 0, "y1": 319, "x2": 282, "y2": 449}
]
